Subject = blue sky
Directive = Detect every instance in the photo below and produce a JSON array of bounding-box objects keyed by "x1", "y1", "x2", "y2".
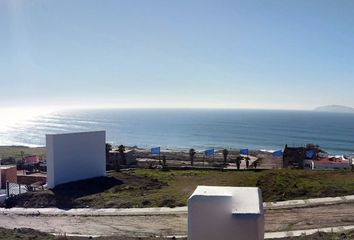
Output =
[{"x1": 1, "y1": 0, "x2": 353, "y2": 110}]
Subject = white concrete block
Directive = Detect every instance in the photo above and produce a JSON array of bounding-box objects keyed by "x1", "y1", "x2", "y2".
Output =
[
  {"x1": 46, "y1": 131, "x2": 106, "y2": 188},
  {"x1": 188, "y1": 186, "x2": 264, "y2": 240}
]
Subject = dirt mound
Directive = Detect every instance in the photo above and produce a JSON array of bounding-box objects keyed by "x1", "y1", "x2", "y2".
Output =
[
  {"x1": 6, "y1": 172, "x2": 166, "y2": 209},
  {"x1": 0, "y1": 227, "x2": 54, "y2": 240},
  {"x1": 5, "y1": 191, "x2": 57, "y2": 208}
]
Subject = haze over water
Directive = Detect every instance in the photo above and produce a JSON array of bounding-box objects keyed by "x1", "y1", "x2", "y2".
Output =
[{"x1": 1, "y1": 109, "x2": 354, "y2": 155}]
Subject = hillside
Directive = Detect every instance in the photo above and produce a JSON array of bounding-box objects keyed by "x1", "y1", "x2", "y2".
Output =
[
  {"x1": 5, "y1": 169, "x2": 354, "y2": 208},
  {"x1": 314, "y1": 105, "x2": 354, "y2": 113}
]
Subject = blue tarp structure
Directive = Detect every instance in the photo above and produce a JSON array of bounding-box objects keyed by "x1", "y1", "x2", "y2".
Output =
[
  {"x1": 151, "y1": 147, "x2": 161, "y2": 154},
  {"x1": 305, "y1": 150, "x2": 315, "y2": 159},
  {"x1": 272, "y1": 150, "x2": 283, "y2": 157},
  {"x1": 204, "y1": 148, "x2": 215, "y2": 156},
  {"x1": 240, "y1": 149, "x2": 249, "y2": 155}
]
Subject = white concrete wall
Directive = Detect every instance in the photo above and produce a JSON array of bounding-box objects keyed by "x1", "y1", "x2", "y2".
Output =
[
  {"x1": 188, "y1": 186, "x2": 264, "y2": 240},
  {"x1": 46, "y1": 131, "x2": 106, "y2": 189}
]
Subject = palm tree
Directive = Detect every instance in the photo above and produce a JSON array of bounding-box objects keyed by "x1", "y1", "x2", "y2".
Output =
[
  {"x1": 189, "y1": 148, "x2": 196, "y2": 166},
  {"x1": 222, "y1": 149, "x2": 229, "y2": 166},
  {"x1": 117, "y1": 145, "x2": 126, "y2": 170}
]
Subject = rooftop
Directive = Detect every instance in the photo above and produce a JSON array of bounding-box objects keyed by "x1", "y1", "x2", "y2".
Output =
[{"x1": 190, "y1": 186, "x2": 263, "y2": 214}]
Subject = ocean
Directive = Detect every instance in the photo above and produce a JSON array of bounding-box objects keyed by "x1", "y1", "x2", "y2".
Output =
[{"x1": 1, "y1": 109, "x2": 354, "y2": 155}]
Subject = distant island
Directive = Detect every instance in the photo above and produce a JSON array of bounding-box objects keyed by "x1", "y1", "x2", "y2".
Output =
[{"x1": 314, "y1": 105, "x2": 354, "y2": 113}]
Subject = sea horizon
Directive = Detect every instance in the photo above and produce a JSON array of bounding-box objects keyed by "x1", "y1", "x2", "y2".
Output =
[{"x1": 1, "y1": 108, "x2": 354, "y2": 156}]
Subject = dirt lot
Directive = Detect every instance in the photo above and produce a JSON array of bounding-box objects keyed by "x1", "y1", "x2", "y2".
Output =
[
  {"x1": 1, "y1": 227, "x2": 354, "y2": 240},
  {"x1": 0, "y1": 228, "x2": 185, "y2": 240},
  {"x1": 5, "y1": 172, "x2": 166, "y2": 209},
  {"x1": 265, "y1": 202, "x2": 354, "y2": 232},
  {"x1": 1, "y1": 203, "x2": 354, "y2": 237}
]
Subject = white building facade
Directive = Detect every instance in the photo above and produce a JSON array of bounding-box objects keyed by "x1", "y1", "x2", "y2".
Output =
[{"x1": 46, "y1": 131, "x2": 106, "y2": 188}]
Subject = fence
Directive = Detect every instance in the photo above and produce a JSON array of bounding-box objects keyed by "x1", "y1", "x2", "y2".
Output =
[{"x1": 5, "y1": 182, "x2": 29, "y2": 198}]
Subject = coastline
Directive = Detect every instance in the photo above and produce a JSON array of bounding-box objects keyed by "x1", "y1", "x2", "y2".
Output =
[
  {"x1": 1, "y1": 144, "x2": 350, "y2": 160},
  {"x1": 0, "y1": 144, "x2": 276, "y2": 159},
  {"x1": 0, "y1": 145, "x2": 280, "y2": 170}
]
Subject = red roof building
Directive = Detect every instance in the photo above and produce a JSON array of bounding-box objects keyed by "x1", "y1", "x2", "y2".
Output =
[{"x1": 24, "y1": 155, "x2": 40, "y2": 164}]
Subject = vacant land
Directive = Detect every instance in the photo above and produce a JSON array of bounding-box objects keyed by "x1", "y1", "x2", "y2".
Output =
[
  {"x1": 0, "y1": 228, "x2": 353, "y2": 240},
  {"x1": 0, "y1": 227, "x2": 181, "y2": 240},
  {"x1": 273, "y1": 231, "x2": 354, "y2": 240},
  {"x1": 6, "y1": 169, "x2": 354, "y2": 208},
  {"x1": 0, "y1": 146, "x2": 45, "y2": 161},
  {"x1": 1, "y1": 202, "x2": 354, "y2": 237}
]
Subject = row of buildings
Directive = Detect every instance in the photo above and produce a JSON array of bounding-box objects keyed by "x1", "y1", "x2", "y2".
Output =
[
  {"x1": 283, "y1": 144, "x2": 353, "y2": 170},
  {"x1": 0, "y1": 146, "x2": 138, "y2": 193},
  {"x1": 1, "y1": 142, "x2": 352, "y2": 193}
]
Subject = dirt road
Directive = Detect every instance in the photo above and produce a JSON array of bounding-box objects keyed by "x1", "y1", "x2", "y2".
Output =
[
  {"x1": 265, "y1": 202, "x2": 354, "y2": 232},
  {"x1": 1, "y1": 203, "x2": 354, "y2": 237}
]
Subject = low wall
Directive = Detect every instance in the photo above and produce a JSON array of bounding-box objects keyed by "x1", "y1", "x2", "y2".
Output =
[{"x1": 17, "y1": 175, "x2": 46, "y2": 185}]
